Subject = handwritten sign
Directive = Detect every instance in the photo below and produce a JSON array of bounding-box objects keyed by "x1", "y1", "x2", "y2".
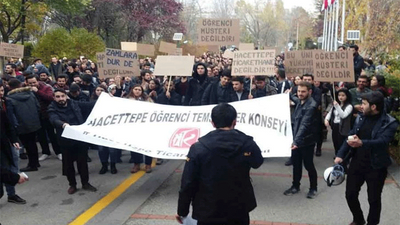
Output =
[
  {"x1": 121, "y1": 42, "x2": 155, "y2": 56},
  {"x1": 0, "y1": 43, "x2": 24, "y2": 58},
  {"x1": 232, "y1": 50, "x2": 276, "y2": 76},
  {"x1": 313, "y1": 50, "x2": 354, "y2": 82},
  {"x1": 284, "y1": 50, "x2": 315, "y2": 77},
  {"x1": 153, "y1": 56, "x2": 194, "y2": 76},
  {"x1": 197, "y1": 19, "x2": 240, "y2": 45},
  {"x1": 159, "y1": 41, "x2": 176, "y2": 55},
  {"x1": 96, "y1": 48, "x2": 140, "y2": 79}
]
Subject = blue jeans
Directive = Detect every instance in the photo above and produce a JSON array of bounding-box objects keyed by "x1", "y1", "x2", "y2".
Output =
[
  {"x1": 2, "y1": 146, "x2": 19, "y2": 197},
  {"x1": 98, "y1": 146, "x2": 118, "y2": 163}
]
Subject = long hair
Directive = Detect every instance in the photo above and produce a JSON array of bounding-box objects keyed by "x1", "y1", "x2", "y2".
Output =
[
  {"x1": 128, "y1": 84, "x2": 152, "y2": 102},
  {"x1": 336, "y1": 88, "x2": 352, "y2": 107}
]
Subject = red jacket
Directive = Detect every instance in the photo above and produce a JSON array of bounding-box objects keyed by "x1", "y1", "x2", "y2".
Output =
[{"x1": 35, "y1": 82, "x2": 54, "y2": 120}]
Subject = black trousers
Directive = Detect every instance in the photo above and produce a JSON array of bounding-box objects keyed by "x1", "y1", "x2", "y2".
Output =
[
  {"x1": 332, "y1": 123, "x2": 346, "y2": 156},
  {"x1": 345, "y1": 165, "x2": 387, "y2": 225},
  {"x1": 37, "y1": 119, "x2": 60, "y2": 155},
  {"x1": 197, "y1": 214, "x2": 250, "y2": 225},
  {"x1": 19, "y1": 132, "x2": 39, "y2": 168},
  {"x1": 292, "y1": 144, "x2": 318, "y2": 190},
  {"x1": 61, "y1": 142, "x2": 89, "y2": 187},
  {"x1": 130, "y1": 152, "x2": 152, "y2": 165}
]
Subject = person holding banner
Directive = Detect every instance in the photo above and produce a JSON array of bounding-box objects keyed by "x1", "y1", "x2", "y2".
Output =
[
  {"x1": 284, "y1": 81, "x2": 318, "y2": 199},
  {"x1": 177, "y1": 103, "x2": 263, "y2": 225},
  {"x1": 250, "y1": 76, "x2": 277, "y2": 99},
  {"x1": 156, "y1": 81, "x2": 182, "y2": 106},
  {"x1": 127, "y1": 85, "x2": 153, "y2": 173},
  {"x1": 201, "y1": 69, "x2": 233, "y2": 105}
]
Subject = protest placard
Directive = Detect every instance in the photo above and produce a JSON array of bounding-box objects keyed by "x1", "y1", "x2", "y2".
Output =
[
  {"x1": 121, "y1": 42, "x2": 155, "y2": 56},
  {"x1": 232, "y1": 49, "x2": 276, "y2": 76},
  {"x1": 207, "y1": 45, "x2": 220, "y2": 53},
  {"x1": 159, "y1": 41, "x2": 177, "y2": 55},
  {"x1": 313, "y1": 50, "x2": 354, "y2": 82},
  {"x1": 284, "y1": 50, "x2": 315, "y2": 77},
  {"x1": 153, "y1": 55, "x2": 194, "y2": 76},
  {"x1": 222, "y1": 50, "x2": 235, "y2": 59},
  {"x1": 174, "y1": 48, "x2": 183, "y2": 56},
  {"x1": 0, "y1": 43, "x2": 24, "y2": 58},
  {"x1": 197, "y1": 19, "x2": 240, "y2": 45},
  {"x1": 239, "y1": 43, "x2": 255, "y2": 51},
  {"x1": 96, "y1": 48, "x2": 140, "y2": 79},
  {"x1": 63, "y1": 93, "x2": 292, "y2": 159}
]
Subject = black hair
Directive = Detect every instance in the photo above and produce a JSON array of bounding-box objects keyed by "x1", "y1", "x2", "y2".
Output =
[
  {"x1": 358, "y1": 75, "x2": 369, "y2": 81},
  {"x1": 231, "y1": 76, "x2": 244, "y2": 84},
  {"x1": 211, "y1": 103, "x2": 237, "y2": 128},
  {"x1": 278, "y1": 68, "x2": 286, "y2": 79},
  {"x1": 140, "y1": 69, "x2": 152, "y2": 77},
  {"x1": 25, "y1": 74, "x2": 38, "y2": 81},
  {"x1": 6, "y1": 63, "x2": 17, "y2": 69},
  {"x1": 297, "y1": 81, "x2": 312, "y2": 90},
  {"x1": 349, "y1": 44, "x2": 359, "y2": 51},
  {"x1": 338, "y1": 46, "x2": 346, "y2": 51},
  {"x1": 8, "y1": 78, "x2": 21, "y2": 90},
  {"x1": 255, "y1": 76, "x2": 266, "y2": 81},
  {"x1": 220, "y1": 69, "x2": 232, "y2": 78},
  {"x1": 336, "y1": 88, "x2": 352, "y2": 106},
  {"x1": 374, "y1": 74, "x2": 385, "y2": 87},
  {"x1": 53, "y1": 88, "x2": 67, "y2": 95},
  {"x1": 57, "y1": 74, "x2": 68, "y2": 81},
  {"x1": 361, "y1": 91, "x2": 384, "y2": 113},
  {"x1": 302, "y1": 73, "x2": 314, "y2": 81}
]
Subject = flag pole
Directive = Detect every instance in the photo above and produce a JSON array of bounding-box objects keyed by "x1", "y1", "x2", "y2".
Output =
[
  {"x1": 341, "y1": 0, "x2": 346, "y2": 44},
  {"x1": 322, "y1": 9, "x2": 327, "y2": 50},
  {"x1": 335, "y1": 0, "x2": 340, "y2": 50}
]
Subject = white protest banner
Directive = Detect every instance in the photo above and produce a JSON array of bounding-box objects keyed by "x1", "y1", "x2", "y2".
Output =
[
  {"x1": 313, "y1": 50, "x2": 354, "y2": 82},
  {"x1": 232, "y1": 50, "x2": 276, "y2": 76},
  {"x1": 63, "y1": 93, "x2": 293, "y2": 159},
  {"x1": 121, "y1": 42, "x2": 155, "y2": 56},
  {"x1": 153, "y1": 55, "x2": 194, "y2": 76},
  {"x1": 96, "y1": 48, "x2": 140, "y2": 79},
  {"x1": 0, "y1": 43, "x2": 24, "y2": 58},
  {"x1": 197, "y1": 18, "x2": 240, "y2": 45}
]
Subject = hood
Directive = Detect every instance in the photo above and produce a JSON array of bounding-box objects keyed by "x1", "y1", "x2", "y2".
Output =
[
  {"x1": 7, "y1": 87, "x2": 33, "y2": 101},
  {"x1": 35, "y1": 64, "x2": 49, "y2": 75},
  {"x1": 198, "y1": 129, "x2": 252, "y2": 158},
  {"x1": 192, "y1": 63, "x2": 208, "y2": 84}
]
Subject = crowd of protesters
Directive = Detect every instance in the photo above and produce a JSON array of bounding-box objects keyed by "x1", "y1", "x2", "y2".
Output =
[{"x1": 0, "y1": 43, "x2": 399, "y2": 225}]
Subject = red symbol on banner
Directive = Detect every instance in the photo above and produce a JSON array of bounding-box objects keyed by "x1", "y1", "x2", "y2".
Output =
[{"x1": 169, "y1": 128, "x2": 200, "y2": 148}]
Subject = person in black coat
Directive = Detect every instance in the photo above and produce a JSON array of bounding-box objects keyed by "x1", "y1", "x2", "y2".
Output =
[
  {"x1": 230, "y1": 76, "x2": 250, "y2": 101},
  {"x1": 350, "y1": 45, "x2": 366, "y2": 82},
  {"x1": 177, "y1": 103, "x2": 263, "y2": 224},
  {"x1": 284, "y1": 82, "x2": 319, "y2": 199},
  {"x1": 201, "y1": 69, "x2": 233, "y2": 105},
  {"x1": 156, "y1": 80, "x2": 182, "y2": 106},
  {"x1": 47, "y1": 89, "x2": 97, "y2": 195},
  {"x1": 183, "y1": 63, "x2": 211, "y2": 106},
  {"x1": 251, "y1": 76, "x2": 277, "y2": 98}
]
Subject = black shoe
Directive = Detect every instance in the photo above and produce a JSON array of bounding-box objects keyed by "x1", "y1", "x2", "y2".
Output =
[
  {"x1": 307, "y1": 189, "x2": 317, "y2": 199},
  {"x1": 284, "y1": 159, "x2": 292, "y2": 166},
  {"x1": 283, "y1": 186, "x2": 300, "y2": 196},
  {"x1": 99, "y1": 164, "x2": 108, "y2": 174},
  {"x1": 36, "y1": 163, "x2": 41, "y2": 168},
  {"x1": 68, "y1": 186, "x2": 77, "y2": 194},
  {"x1": 110, "y1": 163, "x2": 117, "y2": 174},
  {"x1": 19, "y1": 153, "x2": 27, "y2": 160},
  {"x1": 156, "y1": 159, "x2": 164, "y2": 165},
  {"x1": 8, "y1": 195, "x2": 26, "y2": 204},
  {"x1": 315, "y1": 150, "x2": 322, "y2": 157},
  {"x1": 349, "y1": 220, "x2": 366, "y2": 225},
  {"x1": 87, "y1": 156, "x2": 92, "y2": 162},
  {"x1": 20, "y1": 166, "x2": 38, "y2": 172},
  {"x1": 82, "y1": 183, "x2": 97, "y2": 192}
]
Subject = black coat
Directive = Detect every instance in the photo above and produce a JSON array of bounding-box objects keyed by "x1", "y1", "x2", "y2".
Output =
[
  {"x1": 184, "y1": 63, "x2": 210, "y2": 106},
  {"x1": 156, "y1": 90, "x2": 182, "y2": 106},
  {"x1": 251, "y1": 84, "x2": 277, "y2": 98},
  {"x1": 337, "y1": 113, "x2": 399, "y2": 169},
  {"x1": 230, "y1": 89, "x2": 250, "y2": 101},
  {"x1": 0, "y1": 109, "x2": 19, "y2": 167},
  {"x1": 353, "y1": 53, "x2": 365, "y2": 80},
  {"x1": 290, "y1": 95, "x2": 318, "y2": 147},
  {"x1": 178, "y1": 129, "x2": 263, "y2": 223},
  {"x1": 201, "y1": 82, "x2": 233, "y2": 105},
  {"x1": 0, "y1": 167, "x2": 19, "y2": 187}
]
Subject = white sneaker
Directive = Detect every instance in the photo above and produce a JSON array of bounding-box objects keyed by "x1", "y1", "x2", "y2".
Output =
[
  {"x1": 39, "y1": 154, "x2": 49, "y2": 161},
  {"x1": 57, "y1": 154, "x2": 62, "y2": 161}
]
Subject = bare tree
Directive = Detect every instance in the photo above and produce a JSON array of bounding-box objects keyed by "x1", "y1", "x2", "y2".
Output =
[{"x1": 211, "y1": 0, "x2": 235, "y2": 18}]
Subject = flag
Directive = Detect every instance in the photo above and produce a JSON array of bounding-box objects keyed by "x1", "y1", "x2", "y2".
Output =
[{"x1": 321, "y1": 0, "x2": 329, "y2": 11}]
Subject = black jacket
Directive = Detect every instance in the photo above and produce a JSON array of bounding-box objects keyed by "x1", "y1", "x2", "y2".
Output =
[
  {"x1": 337, "y1": 113, "x2": 399, "y2": 169},
  {"x1": 290, "y1": 95, "x2": 318, "y2": 147},
  {"x1": 6, "y1": 87, "x2": 41, "y2": 134},
  {"x1": 184, "y1": 63, "x2": 211, "y2": 106},
  {"x1": 0, "y1": 167, "x2": 19, "y2": 187},
  {"x1": 201, "y1": 82, "x2": 233, "y2": 105},
  {"x1": 156, "y1": 90, "x2": 182, "y2": 106},
  {"x1": 251, "y1": 84, "x2": 277, "y2": 98},
  {"x1": 230, "y1": 89, "x2": 250, "y2": 101},
  {"x1": 178, "y1": 129, "x2": 263, "y2": 223},
  {"x1": 0, "y1": 109, "x2": 19, "y2": 168},
  {"x1": 353, "y1": 53, "x2": 365, "y2": 80}
]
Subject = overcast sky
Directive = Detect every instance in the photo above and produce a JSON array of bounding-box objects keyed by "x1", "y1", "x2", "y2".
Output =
[{"x1": 198, "y1": 0, "x2": 317, "y2": 15}]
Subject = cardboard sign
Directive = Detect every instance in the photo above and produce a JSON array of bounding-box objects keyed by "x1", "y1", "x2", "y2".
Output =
[
  {"x1": 0, "y1": 43, "x2": 24, "y2": 58},
  {"x1": 222, "y1": 50, "x2": 235, "y2": 59},
  {"x1": 239, "y1": 43, "x2": 255, "y2": 51},
  {"x1": 159, "y1": 41, "x2": 177, "y2": 55},
  {"x1": 153, "y1": 56, "x2": 194, "y2": 76},
  {"x1": 284, "y1": 50, "x2": 315, "y2": 77},
  {"x1": 96, "y1": 48, "x2": 140, "y2": 79},
  {"x1": 207, "y1": 45, "x2": 220, "y2": 53},
  {"x1": 174, "y1": 48, "x2": 183, "y2": 56},
  {"x1": 121, "y1": 42, "x2": 155, "y2": 56},
  {"x1": 313, "y1": 50, "x2": 354, "y2": 82},
  {"x1": 232, "y1": 50, "x2": 276, "y2": 76},
  {"x1": 197, "y1": 19, "x2": 240, "y2": 45}
]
